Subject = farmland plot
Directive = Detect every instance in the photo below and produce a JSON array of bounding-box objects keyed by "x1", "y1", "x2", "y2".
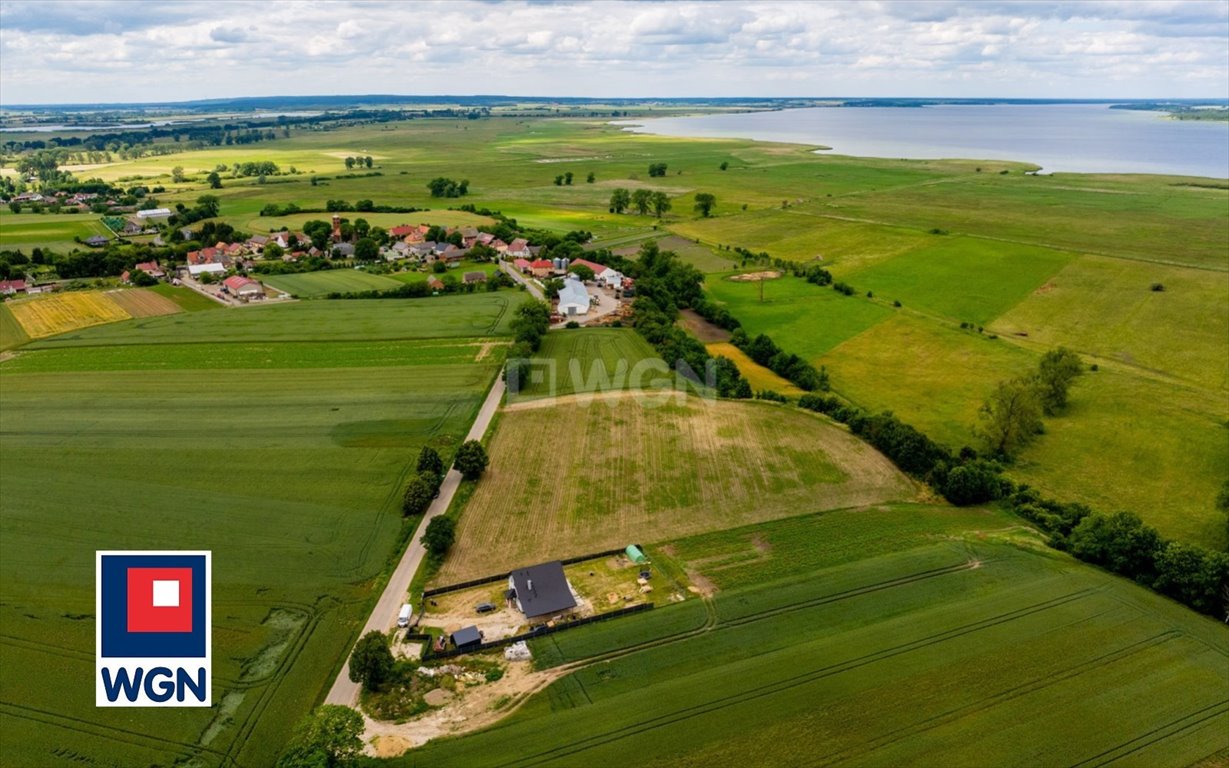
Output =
[
  {"x1": 403, "y1": 506, "x2": 1229, "y2": 768},
  {"x1": 436, "y1": 396, "x2": 914, "y2": 582},
  {"x1": 7, "y1": 291, "x2": 132, "y2": 338}
]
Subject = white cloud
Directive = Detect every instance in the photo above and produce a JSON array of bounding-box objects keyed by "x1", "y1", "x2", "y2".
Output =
[{"x1": 0, "y1": 0, "x2": 1225, "y2": 103}]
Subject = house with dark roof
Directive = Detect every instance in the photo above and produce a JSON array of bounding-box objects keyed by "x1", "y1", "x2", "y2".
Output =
[
  {"x1": 84, "y1": 235, "x2": 109, "y2": 248},
  {"x1": 507, "y1": 561, "x2": 577, "y2": 621},
  {"x1": 464, "y1": 271, "x2": 487, "y2": 284}
]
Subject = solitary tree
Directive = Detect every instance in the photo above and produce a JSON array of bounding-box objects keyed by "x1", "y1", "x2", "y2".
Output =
[
  {"x1": 1035, "y1": 347, "x2": 1084, "y2": 415},
  {"x1": 416, "y1": 446, "x2": 444, "y2": 476},
  {"x1": 206, "y1": 171, "x2": 222, "y2": 189},
  {"x1": 609, "y1": 188, "x2": 630, "y2": 214},
  {"x1": 693, "y1": 192, "x2": 716, "y2": 217},
  {"x1": 422, "y1": 516, "x2": 456, "y2": 557},
  {"x1": 348, "y1": 631, "x2": 393, "y2": 691},
  {"x1": 975, "y1": 377, "x2": 1044, "y2": 459},
  {"x1": 720, "y1": 161, "x2": 729, "y2": 171},
  {"x1": 344, "y1": 157, "x2": 355, "y2": 170},
  {"x1": 651, "y1": 191, "x2": 672, "y2": 218},
  {"x1": 554, "y1": 174, "x2": 564, "y2": 186},
  {"x1": 453, "y1": 440, "x2": 488, "y2": 480},
  {"x1": 586, "y1": 172, "x2": 595, "y2": 183},
  {"x1": 171, "y1": 166, "x2": 186, "y2": 183},
  {"x1": 277, "y1": 705, "x2": 364, "y2": 768},
  {"x1": 564, "y1": 171, "x2": 574, "y2": 185}
]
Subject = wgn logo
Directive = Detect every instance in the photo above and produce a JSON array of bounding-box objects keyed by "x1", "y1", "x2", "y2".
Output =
[{"x1": 96, "y1": 551, "x2": 211, "y2": 707}]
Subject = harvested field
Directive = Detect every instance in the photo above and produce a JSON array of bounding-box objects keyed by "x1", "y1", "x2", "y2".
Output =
[
  {"x1": 436, "y1": 396, "x2": 914, "y2": 582},
  {"x1": 7, "y1": 291, "x2": 130, "y2": 338},
  {"x1": 0, "y1": 304, "x2": 30, "y2": 351},
  {"x1": 677, "y1": 309, "x2": 730, "y2": 343},
  {"x1": 107, "y1": 288, "x2": 182, "y2": 318}
]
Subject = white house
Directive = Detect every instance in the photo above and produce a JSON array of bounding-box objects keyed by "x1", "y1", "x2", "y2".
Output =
[
  {"x1": 557, "y1": 276, "x2": 591, "y2": 317},
  {"x1": 598, "y1": 267, "x2": 624, "y2": 289}
]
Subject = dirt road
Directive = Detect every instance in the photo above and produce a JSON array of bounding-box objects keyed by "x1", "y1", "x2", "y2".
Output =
[{"x1": 324, "y1": 375, "x2": 507, "y2": 707}]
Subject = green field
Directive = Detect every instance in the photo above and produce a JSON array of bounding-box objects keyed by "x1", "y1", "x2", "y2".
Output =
[
  {"x1": 0, "y1": 210, "x2": 112, "y2": 251},
  {"x1": 400, "y1": 505, "x2": 1229, "y2": 767},
  {"x1": 260, "y1": 268, "x2": 403, "y2": 297},
  {"x1": 148, "y1": 282, "x2": 225, "y2": 312},
  {"x1": 511, "y1": 327, "x2": 664, "y2": 400},
  {"x1": 0, "y1": 295, "x2": 512, "y2": 766},
  {"x1": 24, "y1": 293, "x2": 522, "y2": 348}
]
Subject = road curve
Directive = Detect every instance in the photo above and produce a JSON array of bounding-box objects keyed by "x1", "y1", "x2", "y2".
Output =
[{"x1": 324, "y1": 375, "x2": 506, "y2": 707}]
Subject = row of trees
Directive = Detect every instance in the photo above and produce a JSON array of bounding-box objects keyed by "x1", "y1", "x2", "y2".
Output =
[
  {"x1": 608, "y1": 188, "x2": 671, "y2": 217},
  {"x1": 730, "y1": 329, "x2": 829, "y2": 392},
  {"x1": 343, "y1": 156, "x2": 373, "y2": 169},
  {"x1": 976, "y1": 348, "x2": 1084, "y2": 459},
  {"x1": 426, "y1": 177, "x2": 469, "y2": 198},
  {"x1": 551, "y1": 171, "x2": 595, "y2": 185}
]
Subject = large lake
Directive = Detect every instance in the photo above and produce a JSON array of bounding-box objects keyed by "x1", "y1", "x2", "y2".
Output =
[{"x1": 617, "y1": 104, "x2": 1229, "y2": 178}]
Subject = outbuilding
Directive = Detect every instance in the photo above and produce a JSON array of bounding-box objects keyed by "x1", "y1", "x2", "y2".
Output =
[
  {"x1": 451, "y1": 625, "x2": 483, "y2": 651},
  {"x1": 222, "y1": 275, "x2": 263, "y2": 298},
  {"x1": 556, "y1": 276, "x2": 591, "y2": 317}
]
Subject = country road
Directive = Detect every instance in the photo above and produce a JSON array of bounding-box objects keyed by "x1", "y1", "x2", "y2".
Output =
[
  {"x1": 324, "y1": 375, "x2": 507, "y2": 707},
  {"x1": 500, "y1": 262, "x2": 545, "y2": 300}
]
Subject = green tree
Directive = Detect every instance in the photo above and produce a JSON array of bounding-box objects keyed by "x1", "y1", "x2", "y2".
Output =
[
  {"x1": 693, "y1": 192, "x2": 716, "y2": 217},
  {"x1": 1151, "y1": 541, "x2": 1229, "y2": 615},
  {"x1": 631, "y1": 188, "x2": 653, "y2": 215},
  {"x1": 975, "y1": 377, "x2": 1043, "y2": 459},
  {"x1": 416, "y1": 445, "x2": 444, "y2": 477},
  {"x1": 206, "y1": 171, "x2": 222, "y2": 189},
  {"x1": 344, "y1": 157, "x2": 355, "y2": 170},
  {"x1": 8, "y1": 201, "x2": 20, "y2": 214},
  {"x1": 171, "y1": 166, "x2": 186, "y2": 183},
  {"x1": 277, "y1": 705, "x2": 364, "y2": 768},
  {"x1": 422, "y1": 516, "x2": 456, "y2": 557},
  {"x1": 453, "y1": 439, "x2": 488, "y2": 480},
  {"x1": 264, "y1": 242, "x2": 284, "y2": 260},
  {"x1": 564, "y1": 171, "x2": 574, "y2": 185},
  {"x1": 554, "y1": 174, "x2": 564, "y2": 186},
  {"x1": 609, "y1": 188, "x2": 630, "y2": 214},
  {"x1": 586, "y1": 172, "x2": 595, "y2": 183},
  {"x1": 568, "y1": 264, "x2": 595, "y2": 282},
  {"x1": 1035, "y1": 347, "x2": 1084, "y2": 415},
  {"x1": 1067, "y1": 511, "x2": 1163, "y2": 582},
  {"x1": 651, "y1": 191, "x2": 671, "y2": 218},
  {"x1": 347, "y1": 631, "x2": 393, "y2": 691},
  {"x1": 353, "y1": 238, "x2": 378, "y2": 261},
  {"x1": 402, "y1": 472, "x2": 437, "y2": 517},
  {"x1": 364, "y1": 156, "x2": 373, "y2": 169},
  {"x1": 720, "y1": 161, "x2": 729, "y2": 171}
]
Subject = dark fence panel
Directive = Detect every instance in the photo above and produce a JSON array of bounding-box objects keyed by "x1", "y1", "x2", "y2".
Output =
[
  {"x1": 422, "y1": 546, "x2": 639, "y2": 598},
  {"x1": 423, "y1": 602, "x2": 653, "y2": 659}
]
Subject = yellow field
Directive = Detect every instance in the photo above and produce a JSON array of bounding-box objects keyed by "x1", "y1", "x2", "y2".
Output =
[
  {"x1": 107, "y1": 288, "x2": 181, "y2": 319},
  {"x1": 706, "y1": 342, "x2": 806, "y2": 396},
  {"x1": 8, "y1": 291, "x2": 147, "y2": 338}
]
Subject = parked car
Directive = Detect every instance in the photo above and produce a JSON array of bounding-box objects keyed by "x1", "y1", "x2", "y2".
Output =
[{"x1": 475, "y1": 602, "x2": 496, "y2": 614}]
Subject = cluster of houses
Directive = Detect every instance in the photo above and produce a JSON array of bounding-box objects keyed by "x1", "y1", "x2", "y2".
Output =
[
  {"x1": 118, "y1": 261, "x2": 166, "y2": 283},
  {"x1": 382, "y1": 224, "x2": 536, "y2": 265},
  {"x1": 0, "y1": 278, "x2": 56, "y2": 297},
  {"x1": 509, "y1": 255, "x2": 630, "y2": 318},
  {"x1": 7, "y1": 190, "x2": 113, "y2": 211}
]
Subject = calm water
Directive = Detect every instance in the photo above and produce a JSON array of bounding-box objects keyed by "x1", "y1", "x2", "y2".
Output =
[{"x1": 618, "y1": 104, "x2": 1229, "y2": 178}]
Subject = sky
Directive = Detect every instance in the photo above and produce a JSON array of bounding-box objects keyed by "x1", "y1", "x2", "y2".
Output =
[{"x1": 1, "y1": 0, "x2": 1226, "y2": 105}]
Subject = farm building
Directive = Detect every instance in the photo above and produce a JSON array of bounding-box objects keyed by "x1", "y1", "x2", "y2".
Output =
[
  {"x1": 84, "y1": 235, "x2": 109, "y2": 248},
  {"x1": 451, "y1": 625, "x2": 483, "y2": 651},
  {"x1": 506, "y1": 238, "x2": 531, "y2": 259},
  {"x1": 556, "y1": 277, "x2": 591, "y2": 317},
  {"x1": 134, "y1": 261, "x2": 165, "y2": 279},
  {"x1": 0, "y1": 279, "x2": 27, "y2": 295},
  {"x1": 136, "y1": 207, "x2": 172, "y2": 220},
  {"x1": 507, "y1": 561, "x2": 577, "y2": 621},
  {"x1": 530, "y1": 259, "x2": 554, "y2": 278},
  {"x1": 626, "y1": 545, "x2": 649, "y2": 565},
  {"x1": 513, "y1": 258, "x2": 532, "y2": 273},
  {"x1": 570, "y1": 258, "x2": 607, "y2": 278},
  {"x1": 188, "y1": 262, "x2": 226, "y2": 277},
  {"x1": 599, "y1": 267, "x2": 624, "y2": 290},
  {"x1": 463, "y1": 271, "x2": 487, "y2": 284},
  {"x1": 222, "y1": 275, "x2": 263, "y2": 298}
]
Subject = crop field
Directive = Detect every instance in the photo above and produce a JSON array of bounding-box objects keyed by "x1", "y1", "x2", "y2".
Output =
[
  {"x1": 0, "y1": 303, "x2": 30, "y2": 351},
  {"x1": 260, "y1": 268, "x2": 403, "y2": 297},
  {"x1": 400, "y1": 505, "x2": 1229, "y2": 768},
  {"x1": 25, "y1": 293, "x2": 523, "y2": 348},
  {"x1": 704, "y1": 342, "x2": 804, "y2": 395},
  {"x1": 510, "y1": 327, "x2": 664, "y2": 401},
  {"x1": 0, "y1": 210, "x2": 112, "y2": 251},
  {"x1": 435, "y1": 396, "x2": 914, "y2": 583},
  {"x1": 0, "y1": 294, "x2": 511, "y2": 766},
  {"x1": 387, "y1": 261, "x2": 501, "y2": 284},
  {"x1": 106, "y1": 287, "x2": 182, "y2": 318},
  {"x1": 6, "y1": 290, "x2": 137, "y2": 338},
  {"x1": 148, "y1": 283, "x2": 225, "y2": 311}
]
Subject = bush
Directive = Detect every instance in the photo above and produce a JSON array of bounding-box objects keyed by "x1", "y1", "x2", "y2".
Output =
[
  {"x1": 1150, "y1": 283, "x2": 1165, "y2": 292},
  {"x1": 941, "y1": 460, "x2": 1007, "y2": 506},
  {"x1": 401, "y1": 472, "x2": 438, "y2": 517},
  {"x1": 833, "y1": 281, "x2": 855, "y2": 296},
  {"x1": 416, "y1": 446, "x2": 444, "y2": 476}
]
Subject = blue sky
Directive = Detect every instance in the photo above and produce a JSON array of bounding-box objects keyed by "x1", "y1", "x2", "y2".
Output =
[{"x1": 1, "y1": 0, "x2": 1226, "y2": 104}]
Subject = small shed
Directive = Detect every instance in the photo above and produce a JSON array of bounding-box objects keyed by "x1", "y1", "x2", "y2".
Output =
[
  {"x1": 451, "y1": 625, "x2": 482, "y2": 651},
  {"x1": 625, "y1": 544, "x2": 649, "y2": 565}
]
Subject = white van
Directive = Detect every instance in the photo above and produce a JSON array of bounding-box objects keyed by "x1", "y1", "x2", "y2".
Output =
[{"x1": 397, "y1": 603, "x2": 412, "y2": 628}]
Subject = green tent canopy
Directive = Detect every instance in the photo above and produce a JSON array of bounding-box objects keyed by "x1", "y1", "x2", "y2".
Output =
[{"x1": 626, "y1": 544, "x2": 648, "y2": 564}]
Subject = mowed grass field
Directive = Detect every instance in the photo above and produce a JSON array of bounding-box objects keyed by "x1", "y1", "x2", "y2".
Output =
[
  {"x1": 0, "y1": 294, "x2": 513, "y2": 767},
  {"x1": 260, "y1": 268, "x2": 403, "y2": 298},
  {"x1": 400, "y1": 505, "x2": 1229, "y2": 767},
  {"x1": 435, "y1": 396, "x2": 915, "y2": 583},
  {"x1": 510, "y1": 327, "x2": 666, "y2": 400},
  {"x1": 0, "y1": 210, "x2": 112, "y2": 251}
]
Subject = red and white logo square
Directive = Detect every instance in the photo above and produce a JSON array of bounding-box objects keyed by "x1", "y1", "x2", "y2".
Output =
[{"x1": 126, "y1": 567, "x2": 193, "y2": 633}]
